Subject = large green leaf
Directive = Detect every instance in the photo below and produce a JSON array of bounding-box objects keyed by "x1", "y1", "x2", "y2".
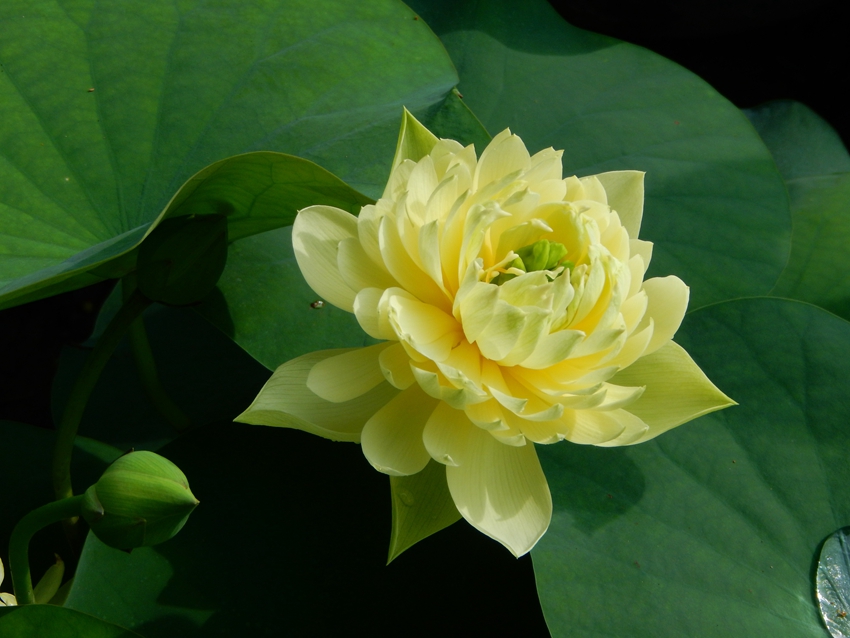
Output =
[
  {"x1": 65, "y1": 423, "x2": 549, "y2": 636},
  {"x1": 406, "y1": 0, "x2": 791, "y2": 310},
  {"x1": 533, "y1": 297, "x2": 847, "y2": 637},
  {"x1": 745, "y1": 100, "x2": 850, "y2": 181},
  {"x1": 744, "y1": 100, "x2": 850, "y2": 320},
  {"x1": 770, "y1": 173, "x2": 850, "y2": 320},
  {"x1": 0, "y1": 604, "x2": 140, "y2": 637},
  {"x1": 0, "y1": 0, "x2": 456, "y2": 309}
]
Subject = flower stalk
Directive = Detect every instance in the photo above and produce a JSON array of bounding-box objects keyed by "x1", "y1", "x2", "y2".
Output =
[
  {"x1": 8, "y1": 496, "x2": 85, "y2": 605},
  {"x1": 51, "y1": 288, "x2": 152, "y2": 505}
]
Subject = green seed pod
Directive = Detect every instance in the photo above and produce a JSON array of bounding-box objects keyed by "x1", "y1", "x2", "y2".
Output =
[{"x1": 81, "y1": 451, "x2": 199, "y2": 550}]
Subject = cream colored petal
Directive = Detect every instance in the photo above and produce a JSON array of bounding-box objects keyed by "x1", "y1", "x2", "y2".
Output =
[
  {"x1": 307, "y1": 342, "x2": 392, "y2": 403},
  {"x1": 412, "y1": 364, "x2": 489, "y2": 409},
  {"x1": 610, "y1": 340, "x2": 736, "y2": 444},
  {"x1": 473, "y1": 129, "x2": 531, "y2": 192},
  {"x1": 595, "y1": 171, "x2": 645, "y2": 238},
  {"x1": 236, "y1": 349, "x2": 399, "y2": 442},
  {"x1": 292, "y1": 206, "x2": 359, "y2": 312},
  {"x1": 639, "y1": 276, "x2": 690, "y2": 355},
  {"x1": 354, "y1": 287, "x2": 397, "y2": 341},
  {"x1": 379, "y1": 216, "x2": 450, "y2": 311},
  {"x1": 520, "y1": 329, "x2": 585, "y2": 369},
  {"x1": 464, "y1": 399, "x2": 510, "y2": 431},
  {"x1": 630, "y1": 238, "x2": 653, "y2": 272},
  {"x1": 361, "y1": 384, "x2": 437, "y2": 476},
  {"x1": 446, "y1": 427, "x2": 552, "y2": 557},
  {"x1": 418, "y1": 219, "x2": 445, "y2": 291},
  {"x1": 386, "y1": 108, "x2": 440, "y2": 193},
  {"x1": 578, "y1": 175, "x2": 608, "y2": 205},
  {"x1": 337, "y1": 237, "x2": 397, "y2": 293},
  {"x1": 569, "y1": 408, "x2": 631, "y2": 444},
  {"x1": 389, "y1": 295, "x2": 463, "y2": 362},
  {"x1": 591, "y1": 409, "x2": 650, "y2": 447},
  {"x1": 388, "y1": 459, "x2": 461, "y2": 563},
  {"x1": 424, "y1": 400, "x2": 474, "y2": 466},
  {"x1": 0, "y1": 593, "x2": 16, "y2": 606},
  {"x1": 379, "y1": 342, "x2": 415, "y2": 389}
]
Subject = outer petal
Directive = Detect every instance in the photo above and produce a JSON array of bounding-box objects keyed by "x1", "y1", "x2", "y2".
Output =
[
  {"x1": 386, "y1": 108, "x2": 440, "y2": 190},
  {"x1": 388, "y1": 460, "x2": 461, "y2": 563},
  {"x1": 610, "y1": 340, "x2": 736, "y2": 443},
  {"x1": 445, "y1": 422, "x2": 552, "y2": 557},
  {"x1": 307, "y1": 342, "x2": 393, "y2": 402},
  {"x1": 236, "y1": 349, "x2": 398, "y2": 442},
  {"x1": 638, "y1": 276, "x2": 690, "y2": 355},
  {"x1": 595, "y1": 170, "x2": 645, "y2": 238},
  {"x1": 361, "y1": 384, "x2": 439, "y2": 476},
  {"x1": 292, "y1": 206, "x2": 359, "y2": 312}
]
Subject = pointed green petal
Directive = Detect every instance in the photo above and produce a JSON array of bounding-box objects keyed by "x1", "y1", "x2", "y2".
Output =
[
  {"x1": 387, "y1": 108, "x2": 440, "y2": 182},
  {"x1": 595, "y1": 170, "x2": 645, "y2": 238},
  {"x1": 235, "y1": 349, "x2": 399, "y2": 442},
  {"x1": 610, "y1": 340, "x2": 736, "y2": 443},
  {"x1": 387, "y1": 459, "x2": 462, "y2": 563}
]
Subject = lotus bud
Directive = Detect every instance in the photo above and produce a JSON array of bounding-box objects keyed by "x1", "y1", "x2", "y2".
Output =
[{"x1": 81, "y1": 451, "x2": 198, "y2": 550}]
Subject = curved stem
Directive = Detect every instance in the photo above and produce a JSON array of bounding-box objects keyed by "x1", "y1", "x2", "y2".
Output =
[
  {"x1": 9, "y1": 496, "x2": 85, "y2": 605},
  {"x1": 52, "y1": 288, "x2": 152, "y2": 503},
  {"x1": 128, "y1": 310, "x2": 191, "y2": 432}
]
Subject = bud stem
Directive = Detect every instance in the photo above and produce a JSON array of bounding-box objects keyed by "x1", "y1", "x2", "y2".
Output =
[
  {"x1": 9, "y1": 496, "x2": 85, "y2": 605},
  {"x1": 123, "y1": 280, "x2": 191, "y2": 432},
  {"x1": 52, "y1": 288, "x2": 152, "y2": 506}
]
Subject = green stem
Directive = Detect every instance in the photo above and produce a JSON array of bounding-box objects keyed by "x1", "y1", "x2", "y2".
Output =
[
  {"x1": 51, "y1": 288, "x2": 152, "y2": 503},
  {"x1": 127, "y1": 307, "x2": 192, "y2": 432},
  {"x1": 9, "y1": 496, "x2": 85, "y2": 605}
]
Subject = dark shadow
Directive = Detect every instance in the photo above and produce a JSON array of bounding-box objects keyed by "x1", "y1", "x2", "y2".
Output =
[{"x1": 538, "y1": 443, "x2": 646, "y2": 535}]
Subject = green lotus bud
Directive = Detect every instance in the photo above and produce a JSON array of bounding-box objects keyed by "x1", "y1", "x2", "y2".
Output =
[{"x1": 81, "y1": 451, "x2": 198, "y2": 550}]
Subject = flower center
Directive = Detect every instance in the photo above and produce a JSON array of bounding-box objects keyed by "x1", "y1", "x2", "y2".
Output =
[{"x1": 491, "y1": 239, "x2": 573, "y2": 285}]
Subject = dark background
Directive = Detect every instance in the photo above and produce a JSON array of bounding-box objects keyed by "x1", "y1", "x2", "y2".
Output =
[{"x1": 1, "y1": 1, "x2": 846, "y2": 635}]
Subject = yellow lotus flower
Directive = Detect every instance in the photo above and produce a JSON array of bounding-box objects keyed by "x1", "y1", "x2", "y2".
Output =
[{"x1": 238, "y1": 111, "x2": 734, "y2": 557}]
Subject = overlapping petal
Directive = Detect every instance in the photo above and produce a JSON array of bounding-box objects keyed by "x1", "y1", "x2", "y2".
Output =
[{"x1": 244, "y1": 109, "x2": 734, "y2": 556}]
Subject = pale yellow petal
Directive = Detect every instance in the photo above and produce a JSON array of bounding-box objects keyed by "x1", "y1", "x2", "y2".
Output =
[
  {"x1": 337, "y1": 237, "x2": 397, "y2": 293},
  {"x1": 595, "y1": 171, "x2": 645, "y2": 238},
  {"x1": 577, "y1": 175, "x2": 608, "y2": 205},
  {"x1": 610, "y1": 341, "x2": 736, "y2": 443},
  {"x1": 639, "y1": 276, "x2": 690, "y2": 355},
  {"x1": 292, "y1": 205, "x2": 359, "y2": 312},
  {"x1": 236, "y1": 349, "x2": 398, "y2": 442},
  {"x1": 388, "y1": 295, "x2": 463, "y2": 362},
  {"x1": 446, "y1": 427, "x2": 552, "y2": 557},
  {"x1": 423, "y1": 400, "x2": 474, "y2": 466},
  {"x1": 379, "y1": 342, "x2": 415, "y2": 389},
  {"x1": 473, "y1": 129, "x2": 530, "y2": 191},
  {"x1": 361, "y1": 384, "x2": 437, "y2": 476},
  {"x1": 379, "y1": 215, "x2": 450, "y2": 311},
  {"x1": 307, "y1": 342, "x2": 393, "y2": 403},
  {"x1": 353, "y1": 287, "x2": 396, "y2": 340}
]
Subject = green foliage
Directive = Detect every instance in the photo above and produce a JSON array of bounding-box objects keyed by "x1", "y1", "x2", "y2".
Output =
[
  {"x1": 0, "y1": 605, "x2": 140, "y2": 637},
  {"x1": 0, "y1": 0, "x2": 456, "y2": 309}
]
